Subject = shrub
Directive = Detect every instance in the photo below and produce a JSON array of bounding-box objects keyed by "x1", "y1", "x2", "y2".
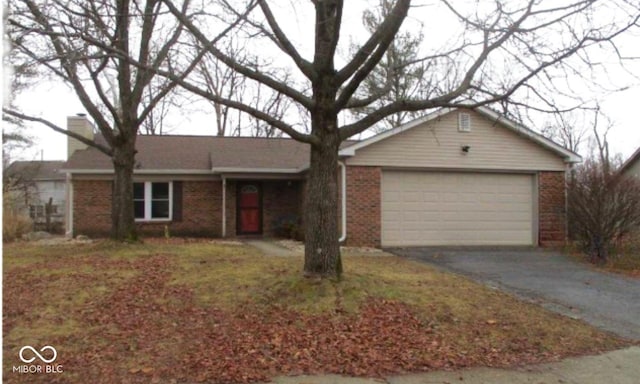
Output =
[
  {"x1": 3, "y1": 193, "x2": 33, "y2": 242},
  {"x1": 272, "y1": 214, "x2": 304, "y2": 241},
  {"x1": 3, "y1": 212, "x2": 33, "y2": 242},
  {"x1": 568, "y1": 158, "x2": 640, "y2": 264}
]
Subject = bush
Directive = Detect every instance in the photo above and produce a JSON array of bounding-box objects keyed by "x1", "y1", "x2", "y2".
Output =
[
  {"x1": 3, "y1": 212, "x2": 33, "y2": 242},
  {"x1": 568, "y1": 158, "x2": 640, "y2": 264},
  {"x1": 272, "y1": 214, "x2": 304, "y2": 241}
]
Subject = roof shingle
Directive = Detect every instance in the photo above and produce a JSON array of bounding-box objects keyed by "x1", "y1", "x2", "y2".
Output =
[
  {"x1": 64, "y1": 135, "x2": 353, "y2": 172},
  {"x1": 5, "y1": 160, "x2": 66, "y2": 180}
]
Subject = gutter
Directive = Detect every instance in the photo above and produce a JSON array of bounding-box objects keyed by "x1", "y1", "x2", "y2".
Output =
[
  {"x1": 59, "y1": 169, "x2": 214, "y2": 175},
  {"x1": 211, "y1": 167, "x2": 303, "y2": 174}
]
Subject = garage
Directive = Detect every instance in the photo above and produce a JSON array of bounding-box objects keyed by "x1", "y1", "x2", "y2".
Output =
[{"x1": 381, "y1": 171, "x2": 535, "y2": 246}]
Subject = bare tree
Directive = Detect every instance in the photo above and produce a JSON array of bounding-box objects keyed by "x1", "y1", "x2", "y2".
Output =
[
  {"x1": 3, "y1": 0, "x2": 246, "y2": 240},
  {"x1": 3, "y1": 7, "x2": 35, "y2": 165},
  {"x1": 590, "y1": 107, "x2": 614, "y2": 173},
  {"x1": 197, "y1": 46, "x2": 246, "y2": 137},
  {"x1": 542, "y1": 112, "x2": 590, "y2": 154},
  {"x1": 195, "y1": 44, "x2": 292, "y2": 137},
  {"x1": 350, "y1": 0, "x2": 428, "y2": 131},
  {"x1": 152, "y1": 0, "x2": 639, "y2": 278},
  {"x1": 244, "y1": 81, "x2": 291, "y2": 138},
  {"x1": 139, "y1": 78, "x2": 184, "y2": 135},
  {"x1": 568, "y1": 156, "x2": 640, "y2": 264}
]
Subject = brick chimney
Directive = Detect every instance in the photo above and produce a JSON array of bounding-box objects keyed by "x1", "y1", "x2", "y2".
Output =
[{"x1": 67, "y1": 113, "x2": 95, "y2": 159}]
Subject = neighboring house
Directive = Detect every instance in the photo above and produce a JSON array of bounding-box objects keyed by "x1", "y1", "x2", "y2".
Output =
[
  {"x1": 62, "y1": 107, "x2": 580, "y2": 247},
  {"x1": 620, "y1": 147, "x2": 640, "y2": 178},
  {"x1": 5, "y1": 160, "x2": 67, "y2": 231}
]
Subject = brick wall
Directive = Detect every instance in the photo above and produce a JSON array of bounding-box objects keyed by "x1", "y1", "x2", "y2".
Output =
[
  {"x1": 73, "y1": 180, "x2": 112, "y2": 236},
  {"x1": 73, "y1": 179, "x2": 222, "y2": 237},
  {"x1": 345, "y1": 166, "x2": 381, "y2": 247},
  {"x1": 173, "y1": 180, "x2": 221, "y2": 236},
  {"x1": 538, "y1": 171, "x2": 567, "y2": 246},
  {"x1": 224, "y1": 180, "x2": 236, "y2": 237},
  {"x1": 262, "y1": 180, "x2": 303, "y2": 237}
]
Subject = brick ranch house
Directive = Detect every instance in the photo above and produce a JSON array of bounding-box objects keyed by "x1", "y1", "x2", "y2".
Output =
[{"x1": 61, "y1": 107, "x2": 580, "y2": 247}]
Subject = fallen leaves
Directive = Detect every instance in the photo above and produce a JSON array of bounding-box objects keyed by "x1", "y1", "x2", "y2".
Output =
[{"x1": 3, "y1": 244, "x2": 631, "y2": 384}]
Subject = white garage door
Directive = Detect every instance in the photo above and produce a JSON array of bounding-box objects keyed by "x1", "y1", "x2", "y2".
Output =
[{"x1": 382, "y1": 171, "x2": 535, "y2": 246}]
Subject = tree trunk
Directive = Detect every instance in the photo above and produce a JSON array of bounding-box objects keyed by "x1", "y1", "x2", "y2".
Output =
[
  {"x1": 111, "y1": 140, "x2": 137, "y2": 241},
  {"x1": 303, "y1": 128, "x2": 342, "y2": 278}
]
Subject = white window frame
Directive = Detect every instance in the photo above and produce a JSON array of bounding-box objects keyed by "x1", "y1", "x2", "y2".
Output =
[{"x1": 134, "y1": 181, "x2": 173, "y2": 222}]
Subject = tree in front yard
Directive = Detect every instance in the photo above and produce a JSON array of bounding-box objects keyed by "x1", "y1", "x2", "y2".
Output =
[
  {"x1": 3, "y1": 0, "x2": 248, "y2": 240},
  {"x1": 157, "y1": 0, "x2": 639, "y2": 278}
]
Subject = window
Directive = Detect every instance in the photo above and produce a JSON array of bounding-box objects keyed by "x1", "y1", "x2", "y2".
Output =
[
  {"x1": 29, "y1": 205, "x2": 44, "y2": 218},
  {"x1": 133, "y1": 182, "x2": 172, "y2": 220},
  {"x1": 29, "y1": 204, "x2": 59, "y2": 218},
  {"x1": 458, "y1": 112, "x2": 471, "y2": 132}
]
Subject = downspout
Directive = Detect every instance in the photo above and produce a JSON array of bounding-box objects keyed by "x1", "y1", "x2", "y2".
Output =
[
  {"x1": 564, "y1": 162, "x2": 572, "y2": 245},
  {"x1": 65, "y1": 173, "x2": 73, "y2": 238},
  {"x1": 222, "y1": 176, "x2": 226, "y2": 237},
  {"x1": 339, "y1": 161, "x2": 347, "y2": 243}
]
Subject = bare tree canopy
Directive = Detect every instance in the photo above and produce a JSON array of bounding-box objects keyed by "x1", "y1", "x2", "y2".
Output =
[
  {"x1": 3, "y1": 0, "x2": 248, "y2": 240},
  {"x1": 193, "y1": 42, "x2": 292, "y2": 137},
  {"x1": 149, "y1": 0, "x2": 639, "y2": 277},
  {"x1": 349, "y1": 0, "x2": 428, "y2": 131}
]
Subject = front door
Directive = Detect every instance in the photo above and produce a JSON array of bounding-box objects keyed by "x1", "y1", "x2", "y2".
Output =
[{"x1": 237, "y1": 183, "x2": 262, "y2": 234}]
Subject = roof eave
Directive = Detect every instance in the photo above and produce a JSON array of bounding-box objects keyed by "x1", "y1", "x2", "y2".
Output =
[
  {"x1": 475, "y1": 107, "x2": 582, "y2": 164},
  {"x1": 620, "y1": 147, "x2": 640, "y2": 173},
  {"x1": 211, "y1": 167, "x2": 305, "y2": 174},
  {"x1": 61, "y1": 167, "x2": 308, "y2": 175},
  {"x1": 60, "y1": 169, "x2": 214, "y2": 175}
]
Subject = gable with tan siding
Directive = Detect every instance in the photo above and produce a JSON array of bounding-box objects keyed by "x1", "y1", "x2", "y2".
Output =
[
  {"x1": 625, "y1": 159, "x2": 640, "y2": 178},
  {"x1": 346, "y1": 109, "x2": 566, "y2": 171}
]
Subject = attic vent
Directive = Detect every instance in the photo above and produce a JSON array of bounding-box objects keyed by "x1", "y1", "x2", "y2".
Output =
[{"x1": 458, "y1": 112, "x2": 471, "y2": 132}]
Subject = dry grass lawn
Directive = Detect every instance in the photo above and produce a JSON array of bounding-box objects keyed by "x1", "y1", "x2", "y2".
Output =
[{"x1": 3, "y1": 240, "x2": 631, "y2": 383}]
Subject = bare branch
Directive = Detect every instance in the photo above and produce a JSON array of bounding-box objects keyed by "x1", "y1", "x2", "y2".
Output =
[
  {"x1": 161, "y1": 0, "x2": 314, "y2": 109},
  {"x1": 335, "y1": 0, "x2": 409, "y2": 84},
  {"x1": 2, "y1": 108, "x2": 112, "y2": 156},
  {"x1": 257, "y1": 0, "x2": 315, "y2": 79}
]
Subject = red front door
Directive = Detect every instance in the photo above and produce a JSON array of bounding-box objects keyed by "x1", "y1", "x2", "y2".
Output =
[{"x1": 238, "y1": 183, "x2": 261, "y2": 234}]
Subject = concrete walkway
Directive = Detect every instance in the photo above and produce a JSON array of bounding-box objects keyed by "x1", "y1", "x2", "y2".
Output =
[
  {"x1": 246, "y1": 239, "x2": 297, "y2": 257},
  {"x1": 268, "y1": 347, "x2": 640, "y2": 384}
]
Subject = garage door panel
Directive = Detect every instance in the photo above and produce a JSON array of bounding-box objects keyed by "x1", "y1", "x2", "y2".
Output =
[
  {"x1": 382, "y1": 191, "x2": 401, "y2": 202},
  {"x1": 399, "y1": 220, "x2": 531, "y2": 231},
  {"x1": 382, "y1": 171, "x2": 534, "y2": 246}
]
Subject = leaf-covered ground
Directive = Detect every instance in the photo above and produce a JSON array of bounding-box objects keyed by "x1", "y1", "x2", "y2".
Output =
[{"x1": 3, "y1": 240, "x2": 631, "y2": 383}]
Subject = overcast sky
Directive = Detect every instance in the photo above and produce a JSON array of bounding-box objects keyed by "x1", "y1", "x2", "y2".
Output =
[{"x1": 6, "y1": 1, "x2": 640, "y2": 163}]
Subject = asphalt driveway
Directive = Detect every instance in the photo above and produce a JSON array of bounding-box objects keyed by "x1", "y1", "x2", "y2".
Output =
[{"x1": 388, "y1": 247, "x2": 640, "y2": 341}]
